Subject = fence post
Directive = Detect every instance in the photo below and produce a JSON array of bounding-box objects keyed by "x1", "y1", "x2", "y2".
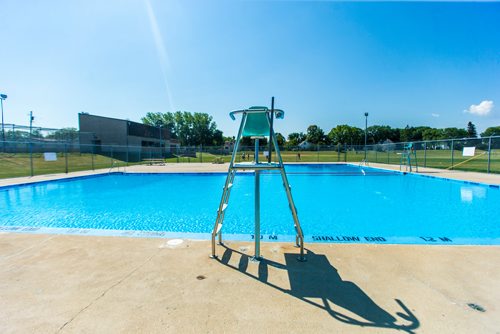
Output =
[
  {"x1": 424, "y1": 142, "x2": 427, "y2": 167},
  {"x1": 337, "y1": 144, "x2": 340, "y2": 162},
  {"x1": 317, "y1": 144, "x2": 320, "y2": 162},
  {"x1": 91, "y1": 145, "x2": 95, "y2": 171},
  {"x1": 110, "y1": 146, "x2": 114, "y2": 167},
  {"x1": 65, "y1": 143, "x2": 68, "y2": 174},
  {"x1": 375, "y1": 149, "x2": 377, "y2": 163},
  {"x1": 200, "y1": 144, "x2": 203, "y2": 163},
  {"x1": 450, "y1": 139, "x2": 454, "y2": 169},
  {"x1": 344, "y1": 144, "x2": 347, "y2": 162},
  {"x1": 487, "y1": 137, "x2": 492, "y2": 173},
  {"x1": 29, "y1": 142, "x2": 34, "y2": 177},
  {"x1": 126, "y1": 144, "x2": 129, "y2": 166}
]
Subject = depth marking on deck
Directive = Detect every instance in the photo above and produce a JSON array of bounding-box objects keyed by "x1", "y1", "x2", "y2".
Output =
[{"x1": 3, "y1": 225, "x2": 500, "y2": 245}]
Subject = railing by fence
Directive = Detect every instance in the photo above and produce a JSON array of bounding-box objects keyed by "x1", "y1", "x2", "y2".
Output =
[{"x1": 0, "y1": 136, "x2": 499, "y2": 179}]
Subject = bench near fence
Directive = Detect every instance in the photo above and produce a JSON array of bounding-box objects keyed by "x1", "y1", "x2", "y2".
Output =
[{"x1": 142, "y1": 159, "x2": 166, "y2": 166}]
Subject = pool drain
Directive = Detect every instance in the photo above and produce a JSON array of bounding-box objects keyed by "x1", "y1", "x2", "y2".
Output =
[
  {"x1": 467, "y1": 303, "x2": 486, "y2": 312},
  {"x1": 166, "y1": 239, "x2": 183, "y2": 246}
]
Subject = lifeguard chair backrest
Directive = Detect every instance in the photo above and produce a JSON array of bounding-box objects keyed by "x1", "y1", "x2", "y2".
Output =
[
  {"x1": 232, "y1": 106, "x2": 284, "y2": 138},
  {"x1": 242, "y1": 112, "x2": 270, "y2": 137},
  {"x1": 229, "y1": 106, "x2": 285, "y2": 137}
]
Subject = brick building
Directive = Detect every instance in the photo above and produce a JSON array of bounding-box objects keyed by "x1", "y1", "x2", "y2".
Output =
[{"x1": 78, "y1": 113, "x2": 179, "y2": 161}]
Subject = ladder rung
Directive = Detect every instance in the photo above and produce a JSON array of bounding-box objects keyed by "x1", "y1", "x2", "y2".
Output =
[
  {"x1": 216, "y1": 223, "x2": 223, "y2": 234},
  {"x1": 220, "y1": 203, "x2": 228, "y2": 212},
  {"x1": 227, "y1": 183, "x2": 233, "y2": 189}
]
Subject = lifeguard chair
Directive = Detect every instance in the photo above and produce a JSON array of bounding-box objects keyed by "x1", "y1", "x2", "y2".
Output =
[
  {"x1": 400, "y1": 142, "x2": 418, "y2": 172},
  {"x1": 210, "y1": 99, "x2": 306, "y2": 261}
]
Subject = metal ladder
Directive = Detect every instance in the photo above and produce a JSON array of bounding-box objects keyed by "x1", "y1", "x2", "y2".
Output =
[
  {"x1": 213, "y1": 168, "x2": 237, "y2": 245},
  {"x1": 210, "y1": 103, "x2": 306, "y2": 262},
  {"x1": 108, "y1": 160, "x2": 123, "y2": 174}
]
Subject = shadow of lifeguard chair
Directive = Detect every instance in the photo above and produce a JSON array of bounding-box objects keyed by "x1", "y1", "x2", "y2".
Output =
[
  {"x1": 399, "y1": 142, "x2": 418, "y2": 172},
  {"x1": 210, "y1": 99, "x2": 306, "y2": 262}
]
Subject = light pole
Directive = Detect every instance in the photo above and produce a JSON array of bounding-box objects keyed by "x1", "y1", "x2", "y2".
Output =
[
  {"x1": 0, "y1": 94, "x2": 7, "y2": 149},
  {"x1": 29, "y1": 111, "x2": 34, "y2": 138},
  {"x1": 29, "y1": 111, "x2": 34, "y2": 176},
  {"x1": 364, "y1": 112, "x2": 369, "y2": 160}
]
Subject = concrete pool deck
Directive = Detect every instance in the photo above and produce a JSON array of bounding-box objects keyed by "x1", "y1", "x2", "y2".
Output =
[
  {"x1": 1, "y1": 163, "x2": 499, "y2": 333},
  {"x1": 0, "y1": 234, "x2": 498, "y2": 333}
]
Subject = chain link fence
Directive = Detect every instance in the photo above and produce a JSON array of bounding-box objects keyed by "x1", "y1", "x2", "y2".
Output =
[{"x1": 1, "y1": 136, "x2": 499, "y2": 179}]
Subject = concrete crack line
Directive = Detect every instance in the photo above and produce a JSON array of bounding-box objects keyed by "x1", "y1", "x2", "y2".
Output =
[
  {"x1": 56, "y1": 249, "x2": 161, "y2": 333},
  {"x1": 1, "y1": 234, "x2": 58, "y2": 262},
  {"x1": 408, "y1": 274, "x2": 461, "y2": 307}
]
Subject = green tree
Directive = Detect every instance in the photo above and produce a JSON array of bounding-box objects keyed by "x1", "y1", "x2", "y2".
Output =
[
  {"x1": 480, "y1": 126, "x2": 500, "y2": 137},
  {"x1": 46, "y1": 127, "x2": 79, "y2": 141},
  {"x1": 306, "y1": 125, "x2": 325, "y2": 144},
  {"x1": 367, "y1": 125, "x2": 400, "y2": 144},
  {"x1": 191, "y1": 112, "x2": 218, "y2": 146},
  {"x1": 212, "y1": 130, "x2": 224, "y2": 146},
  {"x1": 223, "y1": 136, "x2": 235, "y2": 143},
  {"x1": 287, "y1": 132, "x2": 306, "y2": 146},
  {"x1": 442, "y1": 127, "x2": 468, "y2": 139},
  {"x1": 174, "y1": 112, "x2": 192, "y2": 145},
  {"x1": 142, "y1": 111, "x2": 222, "y2": 146},
  {"x1": 275, "y1": 132, "x2": 286, "y2": 147},
  {"x1": 400, "y1": 125, "x2": 412, "y2": 142},
  {"x1": 467, "y1": 121, "x2": 477, "y2": 138},
  {"x1": 400, "y1": 126, "x2": 431, "y2": 142},
  {"x1": 240, "y1": 137, "x2": 267, "y2": 148},
  {"x1": 5, "y1": 130, "x2": 30, "y2": 140},
  {"x1": 328, "y1": 125, "x2": 363, "y2": 145},
  {"x1": 413, "y1": 126, "x2": 431, "y2": 141},
  {"x1": 141, "y1": 112, "x2": 176, "y2": 138},
  {"x1": 422, "y1": 128, "x2": 444, "y2": 140},
  {"x1": 31, "y1": 129, "x2": 43, "y2": 139}
]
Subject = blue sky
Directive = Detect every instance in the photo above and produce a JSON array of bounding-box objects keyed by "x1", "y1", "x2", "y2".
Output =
[{"x1": 0, "y1": 0, "x2": 499, "y2": 137}]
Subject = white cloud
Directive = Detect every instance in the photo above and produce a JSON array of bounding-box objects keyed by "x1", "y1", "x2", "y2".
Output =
[
  {"x1": 431, "y1": 113, "x2": 440, "y2": 118},
  {"x1": 464, "y1": 100, "x2": 494, "y2": 116}
]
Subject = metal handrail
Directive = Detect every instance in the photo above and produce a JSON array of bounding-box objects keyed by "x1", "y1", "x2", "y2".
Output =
[{"x1": 229, "y1": 107, "x2": 284, "y2": 120}]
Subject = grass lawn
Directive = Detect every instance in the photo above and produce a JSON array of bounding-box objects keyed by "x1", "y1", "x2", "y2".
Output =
[
  {"x1": 0, "y1": 153, "x2": 128, "y2": 179},
  {"x1": 173, "y1": 149, "x2": 500, "y2": 174},
  {"x1": 185, "y1": 149, "x2": 499, "y2": 173}
]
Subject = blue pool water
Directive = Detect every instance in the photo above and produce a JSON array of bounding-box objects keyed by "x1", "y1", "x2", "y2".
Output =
[{"x1": 1, "y1": 164, "x2": 499, "y2": 245}]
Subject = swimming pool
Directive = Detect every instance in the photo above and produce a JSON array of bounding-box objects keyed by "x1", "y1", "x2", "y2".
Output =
[{"x1": 1, "y1": 164, "x2": 499, "y2": 245}]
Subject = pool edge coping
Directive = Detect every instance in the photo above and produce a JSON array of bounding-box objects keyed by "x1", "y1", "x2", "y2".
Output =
[{"x1": 2, "y1": 225, "x2": 500, "y2": 246}]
